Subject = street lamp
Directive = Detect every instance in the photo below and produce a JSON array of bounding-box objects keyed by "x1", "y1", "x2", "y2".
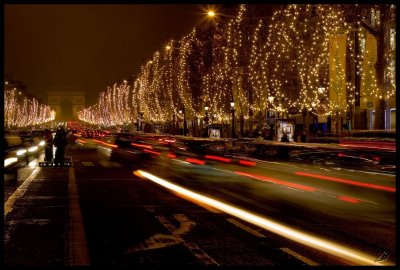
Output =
[
  {"x1": 204, "y1": 104, "x2": 210, "y2": 123},
  {"x1": 230, "y1": 100, "x2": 235, "y2": 138},
  {"x1": 179, "y1": 106, "x2": 186, "y2": 136}
]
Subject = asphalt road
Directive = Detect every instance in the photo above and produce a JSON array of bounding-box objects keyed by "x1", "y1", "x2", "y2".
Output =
[{"x1": 3, "y1": 142, "x2": 396, "y2": 266}]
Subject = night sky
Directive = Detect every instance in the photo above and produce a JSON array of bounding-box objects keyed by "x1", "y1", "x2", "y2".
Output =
[{"x1": 5, "y1": 4, "x2": 212, "y2": 106}]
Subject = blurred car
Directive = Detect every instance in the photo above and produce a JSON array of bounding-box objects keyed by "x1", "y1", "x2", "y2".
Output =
[
  {"x1": 31, "y1": 130, "x2": 45, "y2": 139},
  {"x1": 169, "y1": 138, "x2": 228, "y2": 159},
  {"x1": 108, "y1": 133, "x2": 174, "y2": 162},
  {"x1": 4, "y1": 134, "x2": 29, "y2": 175},
  {"x1": 109, "y1": 133, "x2": 143, "y2": 162},
  {"x1": 20, "y1": 134, "x2": 45, "y2": 160}
]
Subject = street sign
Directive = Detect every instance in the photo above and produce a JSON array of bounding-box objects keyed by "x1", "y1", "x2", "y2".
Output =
[{"x1": 267, "y1": 110, "x2": 276, "y2": 119}]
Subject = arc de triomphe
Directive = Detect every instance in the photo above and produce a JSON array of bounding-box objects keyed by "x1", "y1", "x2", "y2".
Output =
[{"x1": 47, "y1": 87, "x2": 86, "y2": 121}]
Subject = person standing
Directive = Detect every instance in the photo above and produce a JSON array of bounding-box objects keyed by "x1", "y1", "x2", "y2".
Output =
[
  {"x1": 53, "y1": 126, "x2": 68, "y2": 165},
  {"x1": 300, "y1": 132, "x2": 307, "y2": 143},
  {"x1": 281, "y1": 133, "x2": 289, "y2": 142},
  {"x1": 44, "y1": 129, "x2": 53, "y2": 162}
]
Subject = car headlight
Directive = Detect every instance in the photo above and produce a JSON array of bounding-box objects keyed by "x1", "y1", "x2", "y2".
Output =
[
  {"x1": 28, "y1": 146, "x2": 38, "y2": 152},
  {"x1": 5, "y1": 157, "x2": 18, "y2": 167},
  {"x1": 17, "y1": 149, "x2": 27, "y2": 156}
]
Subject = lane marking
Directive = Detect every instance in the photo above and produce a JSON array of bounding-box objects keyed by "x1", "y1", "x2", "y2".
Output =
[
  {"x1": 227, "y1": 218, "x2": 266, "y2": 238},
  {"x1": 8, "y1": 218, "x2": 51, "y2": 225},
  {"x1": 126, "y1": 213, "x2": 218, "y2": 266},
  {"x1": 98, "y1": 160, "x2": 122, "y2": 168},
  {"x1": 98, "y1": 161, "x2": 110, "y2": 167},
  {"x1": 280, "y1": 247, "x2": 320, "y2": 266},
  {"x1": 81, "y1": 161, "x2": 95, "y2": 166},
  {"x1": 4, "y1": 167, "x2": 40, "y2": 218},
  {"x1": 67, "y1": 166, "x2": 91, "y2": 266}
]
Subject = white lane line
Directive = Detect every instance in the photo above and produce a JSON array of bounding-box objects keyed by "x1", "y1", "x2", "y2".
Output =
[
  {"x1": 280, "y1": 247, "x2": 319, "y2": 266},
  {"x1": 227, "y1": 218, "x2": 266, "y2": 238},
  {"x1": 67, "y1": 166, "x2": 91, "y2": 266},
  {"x1": 81, "y1": 161, "x2": 95, "y2": 166},
  {"x1": 98, "y1": 161, "x2": 122, "y2": 168},
  {"x1": 4, "y1": 167, "x2": 41, "y2": 218},
  {"x1": 8, "y1": 218, "x2": 51, "y2": 225}
]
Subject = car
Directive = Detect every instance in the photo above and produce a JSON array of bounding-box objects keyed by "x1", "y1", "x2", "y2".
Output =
[
  {"x1": 109, "y1": 133, "x2": 143, "y2": 162},
  {"x1": 4, "y1": 134, "x2": 29, "y2": 177},
  {"x1": 20, "y1": 134, "x2": 45, "y2": 160},
  {"x1": 169, "y1": 138, "x2": 228, "y2": 159}
]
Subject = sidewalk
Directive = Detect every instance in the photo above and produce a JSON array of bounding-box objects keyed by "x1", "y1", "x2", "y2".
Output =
[{"x1": 4, "y1": 158, "x2": 70, "y2": 266}]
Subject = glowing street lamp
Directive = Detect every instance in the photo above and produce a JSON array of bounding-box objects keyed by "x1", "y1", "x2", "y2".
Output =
[
  {"x1": 207, "y1": 10, "x2": 216, "y2": 17},
  {"x1": 179, "y1": 106, "x2": 186, "y2": 136},
  {"x1": 230, "y1": 101, "x2": 235, "y2": 138}
]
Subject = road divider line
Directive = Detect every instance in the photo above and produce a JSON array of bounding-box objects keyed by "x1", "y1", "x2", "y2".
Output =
[
  {"x1": 280, "y1": 247, "x2": 319, "y2": 266},
  {"x1": 4, "y1": 167, "x2": 40, "y2": 218},
  {"x1": 67, "y1": 166, "x2": 90, "y2": 266},
  {"x1": 227, "y1": 218, "x2": 266, "y2": 238}
]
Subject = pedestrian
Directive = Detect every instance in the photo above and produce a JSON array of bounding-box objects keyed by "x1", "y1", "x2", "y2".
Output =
[
  {"x1": 53, "y1": 126, "x2": 68, "y2": 165},
  {"x1": 44, "y1": 129, "x2": 53, "y2": 162},
  {"x1": 279, "y1": 133, "x2": 290, "y2": 159},
  {"x1": 281, "y1": 133, "x2": 289, "y2": 142},
  {"x1": 300, "y1": 132, "x2": 306, "y2": 143}
]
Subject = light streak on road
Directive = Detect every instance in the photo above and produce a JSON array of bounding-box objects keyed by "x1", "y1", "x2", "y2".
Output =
[
  {"x1": 185, "y1": 158, "x2": 205, "y2": 165},
  {"x1": 295, "y1": 172, "x2": 395, "y2": 193},
  {"x1": 93, "y1": 139, "x2": 117, "y2": 148},
  {"x1": 131, "y1": 142, "x2": 153, "y2": 149},
  {"x1": 143, "y1": 149, "x2": 161, "y2": 155},
  {"x1": 167, "y1": 153, "x2": 177, "y2": 159},
  {"x1": 238, "y1": 160, "x2": 256, "y2": 166},
  {"x1": 205, "y1": 155, "x2": 231, "y2": 163},
  {"x1": 135, "y1": 170, "x2": 392, "y2": 266},
  {"x1": 236, "y1": 171, "x2": 316, "y2": 192},
  {"x1": 337, "y1": 196, "x2": 360, "y2": 204}
]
